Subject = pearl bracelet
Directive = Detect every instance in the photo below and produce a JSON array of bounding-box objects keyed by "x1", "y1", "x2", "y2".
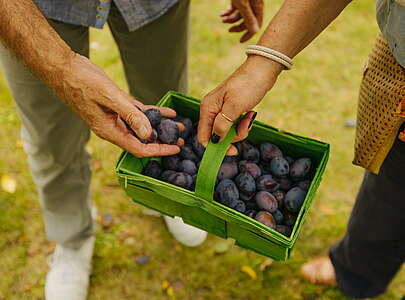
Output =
[{"x1": 246, "y1": 45, "x2": 293, "y2": 70}]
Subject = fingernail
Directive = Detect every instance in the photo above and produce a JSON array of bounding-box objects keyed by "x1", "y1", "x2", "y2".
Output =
[
  {"x1": 139, "y1": 125, "x2": 149, "y2": 139},
  {"x1": 211, "y1": 133, "x2": 220, "y2": 144},
  {"x1": 248, "y1": 112, "x2": 257, "y2": 129},
  {"x1": 254, "y1": 24, "x2": 260, "y2": 32}
]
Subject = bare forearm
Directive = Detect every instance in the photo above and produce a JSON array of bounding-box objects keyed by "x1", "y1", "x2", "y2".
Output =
[
  {"x1": 260, "y1": 0, "x2": 352, "y2": 57},
  {"x1": 246, "y1": 0, "x2": 353, "y2": 78},
  {"x1": 0, "y1": 0, "x2": 74, "y2": 93}
]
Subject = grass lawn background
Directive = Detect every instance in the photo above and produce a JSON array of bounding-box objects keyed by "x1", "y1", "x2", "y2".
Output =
[{"x1": 0, "y1": 0, "x2": 404, "y2": 299}]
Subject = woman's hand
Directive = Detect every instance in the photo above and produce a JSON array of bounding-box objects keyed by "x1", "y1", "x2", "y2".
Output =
[
  {"x1": 221, "y1": 0, "x2": 264, "y2": 42},
  {"x1": 59, "y1": 54, "x2": 182, "y2": 158},
  {"x1": 198, "y1": 56, "x2": 283, "y2": 154}
]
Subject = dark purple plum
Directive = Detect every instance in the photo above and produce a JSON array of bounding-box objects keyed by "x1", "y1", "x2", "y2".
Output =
[
  {"x1": 216, "y1": 179, "x2": 239, "y2": 206},
  {"x1": 245, "y1": 201, "x2": 258, "y2": 211},
  {"x1": 276, "y1": 176, "x2": 293, "y2": 191},
  {"x1": 272, "y1": 190, "x2": 285, "y2": 210},
  {"x1": 238, "y1": 161, "x2": 262, "y2": 179},
  {"x1": 168, "y1": 172, "x2": 193, "y2": 190},
  {"x1": 234, "y1": 142, "x2": 243, "y2": 159},
  {"x1": 285, "y1": 187, "x2": 306, "y2": 213},
  {"x1": 217, "y1": 160, "x2": 238, "y2": 180},
  {"x1": 242, "y1": 143, "x2": 260, "y2": 162},
  {"x1": 140, "y1": 129, "x2": 158, "y2": 144},
  {"x1": 232, "y1": 200, "x2": 246, "y2": 213},
  {"x1": 157, "y1": 119, "x2": 179, "y2": 145},
  {"x1": 260, "y1": 143, "x2": 282, "y2": 162},
  {"x1": 179, "y1": 144, "x2": 199, "y2": 162},
  {"x1": 225, "y1": 199, "x2": 239, "y2": 209},
  {"x1": 142, "y1": 160, "x2": 162, "y2": 179},
  {"x1": 179, "y1": 159, "x2": 197, "y2": 175},
  {"x1": 256, "y1": 175, "x2": 280, "y2": 193},
  {"x1": 191, "y1": 174, "x2": 197, "y2": 190},
  {"x1": 283, "y1": 210, "x2": 297, "y2": 226},
  {"x1": 238, "y1": 140, "x2": 251, "y2": 151},
  {"x1": 175, "y1": 116, "x2": 193, "y2": 140},
  {"x1": 144, "y1": 108, "x2": 162, "y2": 128},
  {"x1": 255, "y1": 211, "x2": 276, "y2": 229},
  {"x1": 297, "y1": 180, "x2": 311, "y2": 191},
  {"x1": 235, "y1": 172, "x2": 256, "y2": 201},
  {"x1": 223, "y1": 156, "x2": 237, "y2": 163},
  {"x1": 161, "y1": 170, "x2": 176, "y2": 181},
  {"x1": 276, "y1": 225, "x2": 292, "y2": 237},
  {"x1": 255, "y1": 191, "x2": 278, "y2": 213},
  {"x1": 161, "y1": 155, "x2": 181, "y2": 171},
  {"x1": 290, "y1": 158, "x2": 312, "y2": 181},
  {"x1": 245, "y1": 210, "x2": 257, "y2": 218},
  {"x1": 191, "y1": 135, "x2": 205, "y2": 157},
  {"x1": 271, "y1": 209, "x2": 283, "y2": 224},
  {"x1": 270, "y1": 156, "x2": 290, "y2": 177}
]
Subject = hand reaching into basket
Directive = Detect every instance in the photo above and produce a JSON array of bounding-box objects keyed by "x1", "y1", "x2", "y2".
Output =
[
  {"x1": 199, "y1": 0, "x2": 353, "y2": 154},
  {"x1": 198, "y1": 56, "x2": 283, "y2": 154},
  {"x1": 222, "y1": 0, "x2": 264, "y2": 42},
  {"x1": 0, "y1": 2, "x2": 183, "y2": 159}
]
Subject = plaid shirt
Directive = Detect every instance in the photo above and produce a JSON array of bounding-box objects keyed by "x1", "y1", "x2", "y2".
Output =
[
  {"x1": 33, "y1": 0, "x2": 178, "y2": 31},
  {"x1": 377, "y1": 0, "x2": 405, "y2": 68}
]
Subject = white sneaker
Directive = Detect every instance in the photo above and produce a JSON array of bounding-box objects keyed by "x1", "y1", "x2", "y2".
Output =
[
  {"x1": 163, "y1": 216, "x2": 207, "y2": 247},
  {"x1": 45, "y1": 235, "x2": 95, "y2": 300}
]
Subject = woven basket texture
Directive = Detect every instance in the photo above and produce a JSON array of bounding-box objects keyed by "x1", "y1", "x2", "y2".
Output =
[{"x1": 353, "y1": 34, "x2": 405, "y2": 173}]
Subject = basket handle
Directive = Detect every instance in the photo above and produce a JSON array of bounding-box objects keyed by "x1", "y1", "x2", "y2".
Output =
[{"x1": 194, "y1": 126, "x2": 237, "y2": 201}]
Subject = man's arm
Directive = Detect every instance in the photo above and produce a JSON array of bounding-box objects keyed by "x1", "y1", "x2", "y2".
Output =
[
  {"x1": 0, "y1": 0, "x2": 182, "y2": 157},
  {"x1": 198, "y1": 0, "x2": 353, "y2": 147},
  {"x1": 0, "y1": 1, "x2": 73, "y2": 89}
]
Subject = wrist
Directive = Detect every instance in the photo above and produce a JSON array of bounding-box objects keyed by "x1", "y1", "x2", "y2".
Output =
[{"x1": 242, "y1": 54, "x2": 283, "y2": 91}]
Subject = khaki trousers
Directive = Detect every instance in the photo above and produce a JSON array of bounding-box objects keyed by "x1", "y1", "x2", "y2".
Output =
[{"x1": 0, "y1": 0, "x2": 189, "y2": 248}]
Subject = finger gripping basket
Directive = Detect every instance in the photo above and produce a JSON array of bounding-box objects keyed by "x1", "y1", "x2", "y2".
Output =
[{"x1": 115, "y1": 91, "x2": 329, "y2": 260}]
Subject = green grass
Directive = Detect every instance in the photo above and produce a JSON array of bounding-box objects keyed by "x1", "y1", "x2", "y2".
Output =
[{"x1": 0, "y1": 1, "x2": 404, "y2": 299}]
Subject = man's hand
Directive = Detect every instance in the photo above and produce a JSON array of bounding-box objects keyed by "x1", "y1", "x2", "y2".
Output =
[
  {"x1": 0, "y1": 1, "x2": 182, "y2": 158},
  {"x1": 221, "y1": 0, "x2": 264, "y2": 42},
  {"x1": 198, "y1": 56, "x2": 283, "y2": 154},
  {"x1": 61, "y1": 54, "x2": 182, "y2": 158}
]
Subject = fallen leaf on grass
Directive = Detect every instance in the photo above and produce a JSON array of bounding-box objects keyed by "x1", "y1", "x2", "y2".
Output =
[
  {"x1": 161, "y1": 280, "x2": 170, "y2": 290},
  {"x1": 213, "y1": 241, "x2": 230, "y2": 254},
  {"x1": 259, "y1": 258, "x2": 274, "y2": 271},
  {"x1": 16, "y1": 139, "x2": 24, "y2": 148},
  {"x1": 118, "y1": 227, "x2": 135, "y2": 242},
  {"x1": 1, "y1": 175, "x2": 17, "y2": 193},
  {"x1": 161, "y1": 280, "x2": 176, "y2": 299},
  {"x1": 241, "y1": 265, "x2": 257, "y2": 280},
  {"x1": 166, "y1": 287, "x2": 175, "y2": 299}
]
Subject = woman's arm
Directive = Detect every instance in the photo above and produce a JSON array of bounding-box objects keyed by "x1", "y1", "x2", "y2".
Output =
[
  {"x1": 198, "y1": 0, "x2": 353, "y2": 147},
  {"x1": 0, "y1": 0, "x2": 181, "y2": 157}
]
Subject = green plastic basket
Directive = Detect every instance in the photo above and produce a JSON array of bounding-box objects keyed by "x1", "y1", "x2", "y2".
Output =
[{"x1": 115, "y1": 91, "x2": 329, "y2": 260}]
